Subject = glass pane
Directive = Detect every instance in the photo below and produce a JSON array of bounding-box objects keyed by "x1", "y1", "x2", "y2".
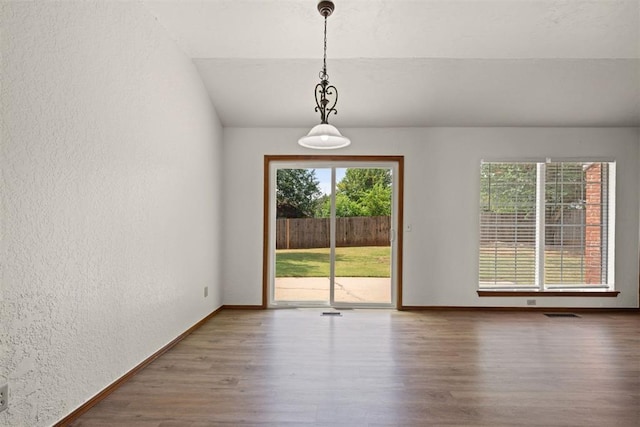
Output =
[
  {"x1": 274, "y1": 168, "x2": 330, "y2": 302},
  {"x1": 333, "y1": 167, "x2": 392, "y2": 303},
  {"x1": 544, "y1": 162, "x2": 609, "y2": 287},
  {"x1": 479, "y1": 163, "x2": 537, "y2": 288}
]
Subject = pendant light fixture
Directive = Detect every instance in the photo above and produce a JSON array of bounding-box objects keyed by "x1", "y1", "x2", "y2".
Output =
[{"x1": 298, "y1": 0, "x2": 351, "y2": 149}]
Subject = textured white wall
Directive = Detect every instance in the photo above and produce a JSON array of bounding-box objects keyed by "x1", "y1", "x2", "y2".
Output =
[
  {"x1": 222, "y1": 127, "x2": 640, "y2": 308},
  {"x1": 0, "y1": 2, "x2": 223, "y2": 426}
]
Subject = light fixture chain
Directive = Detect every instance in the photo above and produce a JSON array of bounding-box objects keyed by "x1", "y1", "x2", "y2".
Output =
[
  {"x1": 312, "y1": 2, "x2": 339, "y2": 125},
  {"x1": 322, "y1": 16, "x2": 328, "y2": 80}
]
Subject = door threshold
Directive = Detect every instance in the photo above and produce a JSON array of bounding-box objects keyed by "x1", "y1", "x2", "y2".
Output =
[{"x1": 269, "y1": 304, "x2": 395, "y2": 310}]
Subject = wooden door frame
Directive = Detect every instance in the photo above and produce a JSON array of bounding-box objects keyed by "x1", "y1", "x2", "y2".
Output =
[{"x1": 263, "y1": 155, "x2": 404, "y2": 309}]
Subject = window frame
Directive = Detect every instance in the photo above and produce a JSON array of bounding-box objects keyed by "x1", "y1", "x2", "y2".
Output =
[{"x1": 477, "y1": 158, "x2": 618, "y2": 297}]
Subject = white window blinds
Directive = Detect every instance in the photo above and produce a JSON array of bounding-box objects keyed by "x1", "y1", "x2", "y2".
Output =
[
  {"x1": 479, "y1": 161, "x2": 613, "y2": 290},
  {"x1": 479, "y1": 163, "x2": 537, "y2": 288}
]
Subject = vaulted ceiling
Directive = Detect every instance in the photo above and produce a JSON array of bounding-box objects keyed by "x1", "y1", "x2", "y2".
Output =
[{"x1": 143, "y1": 0, "x2": 640, "y2": 128}]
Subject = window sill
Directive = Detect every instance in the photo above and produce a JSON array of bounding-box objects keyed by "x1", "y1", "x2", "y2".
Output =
[{"x1": 477, "y1": 290, "x2": 620, "y2": 297}]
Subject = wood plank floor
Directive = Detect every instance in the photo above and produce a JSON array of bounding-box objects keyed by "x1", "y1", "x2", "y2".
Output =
[{"x1": 71, "y1": 309, "x2": 640, "y2": 426}]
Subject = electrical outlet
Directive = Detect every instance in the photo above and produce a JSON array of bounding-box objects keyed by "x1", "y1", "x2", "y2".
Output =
[
  {"x1": 0, "y1": 383, "x2": 8, "y2": 412},
  {"x1": 527, "y1": 299, "x2": 537, "y2": 306},
  {"x1": 204, "y1": 286, "x2": 208, "y2": 298}
]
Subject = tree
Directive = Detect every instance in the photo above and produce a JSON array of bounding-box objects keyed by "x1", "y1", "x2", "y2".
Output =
[
  {"x1": 276, "y1": 169, "x2": 322, "y2": 218},
  {"x1": 360, "y1": 182, "x2": 392, "y2": 216},
  {"x1": 318, "y1": 168, "x2": 392, "y2": 217},
  {"x1": 480, "y1": 162, "x2": 587, "y2": 215},
  {"x1": 337, "y1": 169, "x2": 392, "y2": 206},
  {"x1": 317, "y1": 193, "x2": 366, "y2": 218},
  {"x1": 480, "y1": 163, "x2": 537, "y2": 214}
]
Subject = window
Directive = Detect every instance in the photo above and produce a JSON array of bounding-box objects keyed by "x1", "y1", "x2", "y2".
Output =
[{"x1": 479, "y1": 161, "x2": 615, "y2": 291}]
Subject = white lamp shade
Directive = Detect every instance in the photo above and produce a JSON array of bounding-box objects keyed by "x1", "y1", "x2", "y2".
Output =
[{"x1": 298, "y1": 123, "x2": 351, "y2": 149}]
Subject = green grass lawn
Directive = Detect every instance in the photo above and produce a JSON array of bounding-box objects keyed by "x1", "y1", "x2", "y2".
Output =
[
  {"x1": 276, "y1": 246, "x2": 390, "y2": 277},
  {"x1": 277, "y1": 245, "x2": 591, "y2": 283}
]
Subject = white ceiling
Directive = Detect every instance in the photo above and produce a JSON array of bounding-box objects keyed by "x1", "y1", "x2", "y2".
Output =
[{"x1": 143, "y1": 0, "x2": 640, "y2": 128}]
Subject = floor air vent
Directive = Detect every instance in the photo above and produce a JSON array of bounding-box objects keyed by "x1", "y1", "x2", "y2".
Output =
[{"x1": 544, "y1": 313, "x2": 580, "y2": 318}]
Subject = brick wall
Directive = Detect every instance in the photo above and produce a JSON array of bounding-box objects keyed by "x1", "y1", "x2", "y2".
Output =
[{"x1": 585, "y1": 163, "x2": 603, "y2": 284}]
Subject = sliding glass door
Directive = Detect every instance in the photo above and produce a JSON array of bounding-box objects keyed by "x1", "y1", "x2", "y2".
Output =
[{"x1": 267, "y1": 159, "x2": 401, "y2": 308}]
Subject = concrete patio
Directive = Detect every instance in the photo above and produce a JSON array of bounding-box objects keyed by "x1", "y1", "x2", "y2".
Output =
[{"x1": 274, "y1": 277, "x2": 391, "y2": 304}]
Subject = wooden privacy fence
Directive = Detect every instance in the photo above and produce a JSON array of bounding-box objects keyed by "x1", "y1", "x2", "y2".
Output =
[{"x1": 276, "y1": 216, "x2": 391, "y2": 249}]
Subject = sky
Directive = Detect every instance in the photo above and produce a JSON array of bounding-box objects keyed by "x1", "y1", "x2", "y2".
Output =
[{"x1": 314, "y1": 168, "x2": 346, "y2": 195}]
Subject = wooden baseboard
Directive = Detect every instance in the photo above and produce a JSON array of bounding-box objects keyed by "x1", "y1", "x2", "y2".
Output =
[
  {"x1": 401, "y1": 305, "x2": 640, "y2": 312},
  {"x1": 222, "y1": 304, "x2": 265, "y2": 310},
  {"x1": 54, "y1": 306, "x2": 224, "y2": 426}
]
